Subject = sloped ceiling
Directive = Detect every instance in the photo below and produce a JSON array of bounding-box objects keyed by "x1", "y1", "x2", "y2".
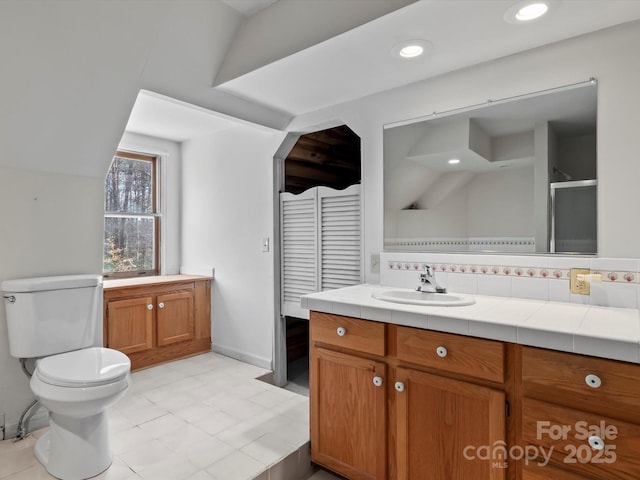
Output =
[
  {"x1": 217, "y1": 0, "x2": 640, "y2": 116},
  {"x1": 0, "y1": 0, "x2": 412, "y2": 177},
  {"x1": 2, "y1": 0, "x2": 640, "y2": 178}
]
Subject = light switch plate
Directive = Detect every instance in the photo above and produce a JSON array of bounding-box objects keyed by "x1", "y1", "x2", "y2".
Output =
[{"x1": 371, "y1": 253, "x2": 380, "y2": 273}]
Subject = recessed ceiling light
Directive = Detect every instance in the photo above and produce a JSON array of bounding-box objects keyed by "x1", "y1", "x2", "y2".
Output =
[
  {"x1": 448, "y1": 159, "x2": 461, "y2": 165},
  {"x1": 516, "y1": 2, "x2": 548, "y2": 20},
  {"x1": 400, "y1": 45, "x2": 424, "y2": 58},
  {"x1": 391, "y1": 39, "x2": 431, "y2": 59},
  {"x1": 504, "y1": 0, "x2": 555, "y2": 24}
]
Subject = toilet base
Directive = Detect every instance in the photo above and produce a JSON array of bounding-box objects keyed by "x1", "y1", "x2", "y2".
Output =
[{"x1": 35, "y1": 411, "x2": 112, "y2": 480}]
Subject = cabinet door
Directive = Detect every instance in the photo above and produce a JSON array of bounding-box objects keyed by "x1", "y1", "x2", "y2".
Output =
[
  {"x1": 106, "y1": 296, "x2": 154, "y2": 354},
  {"x1": 395, "y1": 367, "x2": 506, "y2": 480},
  {"x1": 522, "y1": 463, "x2": 590, "y2": 480},
  {"x1": 311, "y1": 347, "x2": 387, "y2": 480},
  {"x1": 156, "y1": 290, "x2": 195, "y2": 346}
]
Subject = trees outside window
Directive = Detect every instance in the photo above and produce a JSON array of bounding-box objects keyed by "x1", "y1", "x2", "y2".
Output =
[{"x1": 104, "y1": 151, "x2": 159, "y2": 277}]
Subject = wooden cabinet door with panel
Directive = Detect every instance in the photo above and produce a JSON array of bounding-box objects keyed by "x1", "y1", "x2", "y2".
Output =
[
  {"x1": 311, "y1": 347, "x2": 387, "y2": 480},
  {"x1": 395, "y1": 367, "x2": 507, "y2": 480},
  {"x1": 106, "y1": 295, "x2": 154, "y2": 354},
  {"x1": 156, "y1": 290, "x2": 195, "y2": 346}
]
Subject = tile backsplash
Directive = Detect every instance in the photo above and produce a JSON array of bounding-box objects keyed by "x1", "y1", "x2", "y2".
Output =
[{"x1": 380, "y1": 252, "x2": 640, "y2": 309}]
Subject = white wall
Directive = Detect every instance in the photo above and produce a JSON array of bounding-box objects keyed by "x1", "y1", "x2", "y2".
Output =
[
  {"x1": 118, "y1": 132, "x2": 182, "y2": 275},
  {"x1": 181, "y1": 126, "x2": 286, "y2": 368},
  {"x1": 467, "y1": 168, "x2": 534, "y2": 238},
  {"x1": 288, "y1": 21, "x2": 640, "y2": 279},
  {"x1": 0, "y1": 167, "x2": 104, "y2": 435}
]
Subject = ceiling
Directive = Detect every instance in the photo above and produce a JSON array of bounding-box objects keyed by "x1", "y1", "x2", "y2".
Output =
[
  {"x1": 216, "y1": 0, "x2": 640, "y2": 117},
  {"x1": 126, "y1": 91, "x2": 245, "y2": 142},
  {"x1": 126, "y1": 0, "x2": 640, "y2": 142},
  {"x1": 221, "y1": 0, "x2": 277, "y2": 17}
]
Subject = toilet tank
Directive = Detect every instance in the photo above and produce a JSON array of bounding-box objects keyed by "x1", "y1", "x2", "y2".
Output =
[{"x1": 1, "y1": 274, "x2": 102, "y2": 358}]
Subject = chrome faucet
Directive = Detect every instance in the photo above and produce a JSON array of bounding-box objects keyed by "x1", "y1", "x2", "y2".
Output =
[{"x1": 416, "y1": 265, "x2": 447, "y2": 294}]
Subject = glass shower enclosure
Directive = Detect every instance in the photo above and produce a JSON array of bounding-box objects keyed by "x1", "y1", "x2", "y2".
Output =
[{"x1": 550, "y1": 179, "x2": 597, "y2": 254}]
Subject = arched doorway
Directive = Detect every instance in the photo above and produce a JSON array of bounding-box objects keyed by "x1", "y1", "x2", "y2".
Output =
[{"x1": 272, "y1": 125, "x2": 361, "y2": 390}]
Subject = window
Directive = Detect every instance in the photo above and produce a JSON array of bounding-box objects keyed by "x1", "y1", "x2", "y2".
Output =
[{"x1": 103, "y1": 151, "x2": 159, "y2": 277}]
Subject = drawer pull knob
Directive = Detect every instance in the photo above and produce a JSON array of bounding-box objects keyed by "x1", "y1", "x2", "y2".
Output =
[
  {"x1": 585, "y1": 374, "x2": 602, "y2": 388},
  {"x1": 336, "y1": 327, "x2": 346, "y2": 337},
  {"x1": 147, "y1": 304, "x2": 153, "y2": 310},
  {"x1": 588, "y1": 435, "x2": 605, "y2": 450},
  {"x1": 436, "y1": 346, "x2": 448, "y2": 358},
  {"x1": 158, "y1": 302, "x2": 165, "y2": 308},
  {"x1": 395, "y1": 381, "x2": 405, "y2": 393},
  {"x1": 373, "y1": 376, "x2": 383, "y2": 387}
]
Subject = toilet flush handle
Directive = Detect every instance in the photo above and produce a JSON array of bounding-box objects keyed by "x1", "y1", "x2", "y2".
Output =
[{"x1": 3, "y1": 295, "x2": 16, "y2": 303}]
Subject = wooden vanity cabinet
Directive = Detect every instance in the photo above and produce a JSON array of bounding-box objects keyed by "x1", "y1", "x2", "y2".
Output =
[
  {"x1": 520, "y1": 346, "x2": 640, "y2": 480},
  {"x1": 104, "y1": 276, "x2": 211, "y2": 370},
  {"x1": 310, "y1": 312, "x2": 387, "y2": 479},
  {"x1": 394, "y1": 327, "x2": 509, "y2": 480},
  {"x1": 311, "y1": 311, "x2": 640, "y2": 480},
  {"x1": 309, "y1": 312, "x2": 511, "y2": 480}
]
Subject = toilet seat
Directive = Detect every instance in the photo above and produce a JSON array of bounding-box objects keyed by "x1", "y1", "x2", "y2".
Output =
[{"x1": 36, "y1": 347, "x2": 130, "y2": 388}]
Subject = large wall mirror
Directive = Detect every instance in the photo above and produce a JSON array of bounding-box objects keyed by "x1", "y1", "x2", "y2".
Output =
[{"x1": 383, "y1": 81, "x2": 597, "y2": 254}]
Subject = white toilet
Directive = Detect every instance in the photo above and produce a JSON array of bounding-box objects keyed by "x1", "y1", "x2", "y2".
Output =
[{"x1": 1, "y1": 274, "x2": 130, "y2": 480}]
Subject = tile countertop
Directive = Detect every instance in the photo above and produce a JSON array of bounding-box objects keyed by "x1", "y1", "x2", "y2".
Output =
[{"x1": 301, "y1": 284, "x2": 640, "y2": 364}]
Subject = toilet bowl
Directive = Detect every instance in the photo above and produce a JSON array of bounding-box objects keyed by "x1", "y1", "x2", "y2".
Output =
[{"x1": 30, "y1": 347, "x2": 130, "y2": 480}]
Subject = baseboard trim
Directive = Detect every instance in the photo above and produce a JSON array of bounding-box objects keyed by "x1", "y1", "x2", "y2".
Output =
[{"x1": 211, "y1": 343, "x2": 272, "y2": 370}]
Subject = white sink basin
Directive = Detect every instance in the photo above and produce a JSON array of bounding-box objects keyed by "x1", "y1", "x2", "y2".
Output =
[{"x1": 372, "y1": 290, "x2": 475, "y2": 307}]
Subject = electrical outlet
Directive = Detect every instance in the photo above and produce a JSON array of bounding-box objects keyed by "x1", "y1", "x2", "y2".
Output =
[{"x1": 570, "y1": 268, "x2": 591, "y2": 295}]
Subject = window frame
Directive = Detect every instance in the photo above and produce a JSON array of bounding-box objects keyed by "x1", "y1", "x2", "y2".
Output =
[{"x1": 103, "y1": 150, "x2": 161, "y2": 278}]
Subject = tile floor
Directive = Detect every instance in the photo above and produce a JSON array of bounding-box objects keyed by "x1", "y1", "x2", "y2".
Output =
[{"x1": 0, "y1": 352, "x2": 335, "y2": 480}]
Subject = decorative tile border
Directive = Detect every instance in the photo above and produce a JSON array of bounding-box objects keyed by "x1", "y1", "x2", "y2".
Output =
[
  {"x1": 386, "y1": 261, "x2": 638, "y2": 283},
  {"x1": 384, "y1": 236, "x2": 535, "y2": 251},
  {"x1": 384, "y1": 240, "x2": 536, "y2": 248}
]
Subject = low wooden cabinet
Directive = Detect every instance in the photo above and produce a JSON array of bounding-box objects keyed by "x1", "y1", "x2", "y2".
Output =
[{"x1": 104, "y1": 275, "x2": 211, "y2": 370}]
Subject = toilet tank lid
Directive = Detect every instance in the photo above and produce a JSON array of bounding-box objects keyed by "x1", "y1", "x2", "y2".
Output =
[{"x1": 1, "y1": 274, "x2": 102, "y2": 293}]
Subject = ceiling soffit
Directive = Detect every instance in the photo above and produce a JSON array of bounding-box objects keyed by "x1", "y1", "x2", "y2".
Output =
[{"x1": 214, "y1": 0, "x2": 417, "y2": 86}]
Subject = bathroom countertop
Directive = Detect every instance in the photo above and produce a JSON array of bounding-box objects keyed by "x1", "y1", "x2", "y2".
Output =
[
  {"x1": 103, "y1": 274, "x2": 212, "y2": 289},
  {"x1": 302, "y1": 284, "x2": 640, "y2": 364}
]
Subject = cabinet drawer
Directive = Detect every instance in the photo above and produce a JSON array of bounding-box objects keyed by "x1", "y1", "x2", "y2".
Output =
[
  {"x1": 396, "y1": 327, "x2": 504, "y2": 383},
  {"x1": 522, "y1": 346, "x2": 640, "y2": 424},
  {"x1": 522, "y1": 397, "x2": 640, "y2": 480},
  {"x1": 310, "y1": 312, "x2": 385, "y2": 357}
]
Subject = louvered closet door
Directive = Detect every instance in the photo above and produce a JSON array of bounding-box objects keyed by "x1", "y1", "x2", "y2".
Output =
[
  {"x1": 318, "y1": 185, "x2": 361, "y2": 291},
  {"x1": 281, "y1": 188, "x2": 318, "y2": 319},
  {"x1": 280, "y1": 185, "x2": 362, "y2": 319}
]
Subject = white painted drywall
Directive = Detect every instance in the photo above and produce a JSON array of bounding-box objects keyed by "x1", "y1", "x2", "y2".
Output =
[
  {"x1": 0, "y1": 167, "x2": 104, "y2": 435},
  {"x1": 288, "y1": 21, "x2": 640, "y2": 275},
  {"x1": 467, "y1": 168, "x2": 534, "y2": 238},
  {"x1": 181, "y1": 125, "x2": 286, "y2": 369}
]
